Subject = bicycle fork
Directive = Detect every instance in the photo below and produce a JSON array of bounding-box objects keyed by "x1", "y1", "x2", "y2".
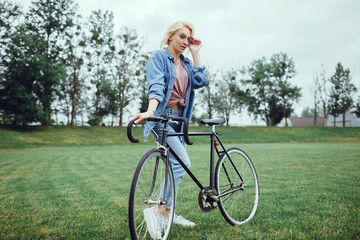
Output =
[{"x1": 145, "y1": 156, "x2": 167, "y2": 205}]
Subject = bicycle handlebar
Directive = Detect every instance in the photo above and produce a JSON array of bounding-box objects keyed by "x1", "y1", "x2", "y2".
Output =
[
  {"x1": 127, "y1": 116, "x2": 193, "y2": 145},
  {"x1": 127, "y1": 118, "x2": 140, "y2": 143},
  {"x1": 170, "y1": 117, "x2": 193, "y2": 145}
]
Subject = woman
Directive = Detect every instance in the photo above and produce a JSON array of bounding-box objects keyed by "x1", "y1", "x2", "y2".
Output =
[{"x1": 133, "y1": 21, "x2": 209, "y2": 233}]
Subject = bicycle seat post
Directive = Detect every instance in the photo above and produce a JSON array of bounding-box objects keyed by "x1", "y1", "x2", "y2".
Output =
[{"x1": 209, "y1": 124, "x2": 216, "y2": 189}]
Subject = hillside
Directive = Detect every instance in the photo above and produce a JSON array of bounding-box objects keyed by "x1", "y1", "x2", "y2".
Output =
[{"x1": 1, "y1": 125, "x2": 359, "y2": 150}]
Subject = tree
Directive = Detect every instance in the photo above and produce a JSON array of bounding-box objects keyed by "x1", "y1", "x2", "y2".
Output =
[
  {"x1": 241, "y1": 57, "x2": 273, "y2": 126},
  {"x1": 312, "y1": 77, "x2": 319, "y2": 126},
  {"x1": 327, "y1": 92, "x2": 340, "y2": 127},
  {"x1": 138, "y1": 53, "x2": 150, "y2": 113},
  {"x1": 86, "y1": 10, "x2": 115, "y2": 126},
  {"x1": 327, "y1": 63, "x2": 357, "y2": 127},
  {"x1": 59, "y1": 14, "x2": 88, "y2": 126},
  {"x1": 112, "y1": 27, "x2": 142, "y2": 126},
  {"x1": 1, "y1": 5, "x2": 67, "y2": 125},
  {"x1": 0, "y1": 1, "x2": 25, "y2": 124},
  {"x1": 301, "y1": 106, "x2": 321, "y2": 117},
  {"x1": 0, "y1": 0, "x2": 22, "y2": 61},
  {"x1": 198, "y1": 69, "x2": 216, "y2": 119},
  {"x1": 24, "y1": 0, "x2": 77, "y2": 125},
  {"x1": 0, "y1": 31, "x2": 46, "y2": 124},
  {"x1": 352, "y1": 96, "x2": 360, "y2": 118},
  {"x1": 269, "y1": 53, "x2": 301, "y2": 126},
  {"x1": 191, "y1": 110, "x2": 208, "y2": 125},
  {"x1": 301, "y1": 106, "x2": 313, "y2": 117},
  {"x1": 213, "y1": 70, "x2": 244, "y2": 126},
  {"x1": 240, "y1": 53, "x2": 301, "y2": 126},
  {"x1": 313, "y1": 65, "x2": 328, "y2": 126}
]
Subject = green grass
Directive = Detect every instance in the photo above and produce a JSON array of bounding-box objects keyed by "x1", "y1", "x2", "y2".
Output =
[
  {"x1": 1, "y1": 142, "x2": 359, "y2": 239},
  {"x1": 1, "y1": 125, "x2": 359, "y2": 149}
]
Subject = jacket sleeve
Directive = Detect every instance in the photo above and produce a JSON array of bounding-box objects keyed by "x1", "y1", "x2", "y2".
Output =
[
  {"x1": 191, "y1": 63, "x2": 209, "y2": 89},
  {"x1": 146, "y1": 51, "x2": 166, "y2": 102}
]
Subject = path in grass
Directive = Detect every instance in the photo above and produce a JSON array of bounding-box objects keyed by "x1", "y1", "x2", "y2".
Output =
[{"x1": 0, "y1": 142, "x2": 359, "y2": 239}]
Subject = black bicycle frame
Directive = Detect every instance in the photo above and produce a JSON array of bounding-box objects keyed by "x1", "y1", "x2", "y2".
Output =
[{"x1": 160, "y1": 122, "x2": 242, "y2": 195}]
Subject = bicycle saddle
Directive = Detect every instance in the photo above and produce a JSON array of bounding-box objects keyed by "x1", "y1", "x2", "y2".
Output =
[{"x1": 200, "y1": 116, "x2": 226, "y2": 125}]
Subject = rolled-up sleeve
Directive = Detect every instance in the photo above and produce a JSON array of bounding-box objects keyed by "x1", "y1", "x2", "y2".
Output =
[
  {"x1": 193, "y1": 65, "x2": 206, "y2": 73},
  {"x1": 146, "y1": 52, "x2": 166, "y2": 102},
  {"x1": 192, "y1": 65, "x2": 209, "y2": 89}
]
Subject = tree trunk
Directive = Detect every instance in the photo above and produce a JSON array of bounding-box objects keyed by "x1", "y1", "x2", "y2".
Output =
[
  {"x1": 55, "y1": 112, "x2": 58, "y2": 126},
  {"x1": 226, "y1": 111, "x2": 230, "y2": 126},
  {"x1": 342, "y1": 113, "x2": 345, "y2": 127},
  {"x1": 283, "y1": 99, "x2": 288, "y2": 127},
  {"x1": 119, "y1": 110, "x2": 123, "y2": 127},
  {"x1": 70, "y1": 68, "x2": 78, "y2": 127},
  {"x1": 323, "y1": 103, "x2": 327, "y2": 126},
  {"x1": 70, "y1": 109, "x2": 75, "y2": 126},
  {"x1": 313, "y1": 104, "x2": 317, "y2": 127},
  {"x1": 208, "y1": 100, "x2": 212, "y2": 119}
]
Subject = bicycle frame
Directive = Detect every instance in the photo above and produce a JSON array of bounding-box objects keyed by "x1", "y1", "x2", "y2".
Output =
[{"x1": 160, "y1": 121, "x2": 244, "y2": 200}]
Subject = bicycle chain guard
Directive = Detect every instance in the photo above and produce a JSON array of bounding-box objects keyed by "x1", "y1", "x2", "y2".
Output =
[{"x1": 198, "y1": 187, "x2": 218, "y2": 212}]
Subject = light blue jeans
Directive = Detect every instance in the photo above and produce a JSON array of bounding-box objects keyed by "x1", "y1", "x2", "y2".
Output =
[{"x1": 151, "y1": 108, "x2": 191, "y2": 210}]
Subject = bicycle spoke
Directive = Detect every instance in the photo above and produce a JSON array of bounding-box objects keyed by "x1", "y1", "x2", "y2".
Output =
[
  {"x1": 129, "y1": 149, "x2": 175, "y2": 239},
  {"x1": 215, "y1": 147, "x2": 259, "y2": 225},
  {"x1": 136, "y1": 219, "x2": 145, "y2": 235}
]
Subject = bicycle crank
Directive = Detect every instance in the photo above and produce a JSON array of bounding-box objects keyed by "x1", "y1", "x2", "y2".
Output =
[{"x1": 198, "y1": 187, "x2": 218, "y2": 212}]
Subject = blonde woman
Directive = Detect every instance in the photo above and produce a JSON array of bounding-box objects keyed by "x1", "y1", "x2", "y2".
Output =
[{"x1": 133, "y1": 21, "x2": 209, "y2": 237}]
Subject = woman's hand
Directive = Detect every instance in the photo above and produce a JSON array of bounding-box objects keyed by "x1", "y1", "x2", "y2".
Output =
[
  {"x1": 189, "y1": 38, "x2": 202, "y2": 67},
  {"x1": 133, "y1": 110, "x2": 154, "y2": 125},
  {"x1": 133, "y1": 98, "x2": 159, "y2": 125},
  {"x1": 189, "y1": 38, "x2": 202, "y2": 53}
]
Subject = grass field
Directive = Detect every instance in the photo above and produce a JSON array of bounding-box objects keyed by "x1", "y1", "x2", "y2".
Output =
[{"x1": 1, "y1": 141, "x2": 359, "y2": 239}]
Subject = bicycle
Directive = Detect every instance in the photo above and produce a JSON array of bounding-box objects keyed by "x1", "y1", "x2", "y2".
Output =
[{"x1": 127, "y1": 116, "x2": 259, "y2": 240}]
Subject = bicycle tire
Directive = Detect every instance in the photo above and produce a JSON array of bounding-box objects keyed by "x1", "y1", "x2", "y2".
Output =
[
  {"x1": 215, "y1": 147, "x2": 259, "y2": 226},
  {"x1": 129, "y1": 149, "x2": 175, "y2": 239}
]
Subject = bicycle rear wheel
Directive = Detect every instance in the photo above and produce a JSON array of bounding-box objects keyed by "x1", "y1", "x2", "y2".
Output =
[
  {"x1": 215, "y1": 147, "x2": 259, "y2": 226},
  {"x1": 129, "y1": 149, "x2": 175, "y2": 239}
]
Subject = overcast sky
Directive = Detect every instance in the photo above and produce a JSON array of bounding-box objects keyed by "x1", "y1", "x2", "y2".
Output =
[{"x1": 13, "y1": 0, "x2": 360, "y2": 124}]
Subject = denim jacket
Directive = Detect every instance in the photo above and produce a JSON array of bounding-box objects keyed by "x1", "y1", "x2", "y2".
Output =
[{"x1": 144, "y1": 48, "x2": 209, "y2": 141}]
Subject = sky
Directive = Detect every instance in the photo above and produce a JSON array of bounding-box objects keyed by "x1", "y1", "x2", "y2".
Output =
[{"x1": 12, "y1": 0, "x2": 360, "y2": 125}]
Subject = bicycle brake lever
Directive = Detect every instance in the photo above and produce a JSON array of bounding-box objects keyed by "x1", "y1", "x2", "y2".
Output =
[{"x1": 169, "y1": 120, "x2": 179, "y2": 125}]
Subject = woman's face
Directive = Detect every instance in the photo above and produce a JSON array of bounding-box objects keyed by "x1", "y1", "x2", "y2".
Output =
[{"x1": 168, "y1": 27, "x2": 192, "y2": 54}]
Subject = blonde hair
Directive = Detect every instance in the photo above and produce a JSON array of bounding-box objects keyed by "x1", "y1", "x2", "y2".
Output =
[{"x1": 160, "y1": 21, "x2": 194, "y2": 50}]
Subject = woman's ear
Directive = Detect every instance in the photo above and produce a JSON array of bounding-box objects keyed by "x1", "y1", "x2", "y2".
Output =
[{"x1": 168, "y1": 32, "x2": 176, "y2": 44}]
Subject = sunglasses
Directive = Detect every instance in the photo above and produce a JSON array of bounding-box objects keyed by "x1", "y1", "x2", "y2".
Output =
[{"x1": 179, "y1": 33, "x2": 194, "y2": 44}]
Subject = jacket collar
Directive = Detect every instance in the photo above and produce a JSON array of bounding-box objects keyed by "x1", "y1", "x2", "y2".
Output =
[{"x1": 165, "y1": 48, "x2": 190, "y2": 64}]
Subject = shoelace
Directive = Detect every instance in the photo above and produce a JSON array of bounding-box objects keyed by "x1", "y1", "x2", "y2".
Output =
[
  {"x1": 174, "y1": 215, "x2": 191, "y2": 223},
  {"x1": 175, "y1": 215, "x2": 185, "y2": 220}
]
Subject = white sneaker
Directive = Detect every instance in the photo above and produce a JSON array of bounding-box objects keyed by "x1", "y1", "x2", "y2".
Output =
[
  {"x1": 173, "y1": 215, "x2": 195, "y2": 227},
  {"x1": 144, "y1": 207, "x2": 164, "y2": 239}
]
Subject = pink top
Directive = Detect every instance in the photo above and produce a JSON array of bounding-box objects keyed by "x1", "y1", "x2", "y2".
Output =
[{"x1": 167, "y1": 57, "x2": 189, "y2": 108}]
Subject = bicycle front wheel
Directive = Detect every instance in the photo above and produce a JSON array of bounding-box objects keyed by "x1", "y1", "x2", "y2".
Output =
[
  {"x1": 129, "y1": 149, "x2": 175, "y2": 240},
  {"x1": 215, "y1": 147, "x2": 259, "y2": 226}
]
